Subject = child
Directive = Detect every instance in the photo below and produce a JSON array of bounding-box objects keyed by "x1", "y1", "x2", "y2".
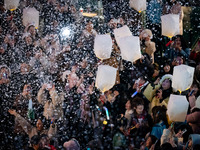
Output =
[{"x1": 127, "y1": 97, "x2": 152, "y2": 149}]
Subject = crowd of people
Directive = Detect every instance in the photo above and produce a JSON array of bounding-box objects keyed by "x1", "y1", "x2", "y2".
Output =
[{"x1": 0, "y1": 0, "x2": 200, "y2": 150}]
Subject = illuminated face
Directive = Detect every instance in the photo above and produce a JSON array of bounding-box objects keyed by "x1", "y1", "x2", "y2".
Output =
[
  {"x1": 125, "y1": 100, "x2": 132, "y2": 110},
  {"x1": 175, "y1": 37, "x2": 181, "y2": 47},
  {"x1": 135, "y1": 105, "x2": 144, "y2": 115},
  {"x1": 164, "y1": 65, "x2": 170, "y2": 73},
  {"x1": 36, "y1": 119, "x2": 43, "y2": 131},
  {"x1": 146, "y1": 137, "x2": 152, "y2": 148},
  {"x1": 162, "y1": 79, "x2": 171, "y2": 90}
]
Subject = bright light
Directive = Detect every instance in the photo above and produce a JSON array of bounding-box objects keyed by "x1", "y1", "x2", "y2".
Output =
[{"x1": 60, "y1": 27, "x2": 70, "y2": 40}]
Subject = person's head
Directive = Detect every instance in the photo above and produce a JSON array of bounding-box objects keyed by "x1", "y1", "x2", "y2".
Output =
[
  {"x1": 152, "y1": 106, "x2": 168, "y2": 126},
  {"x1": 63, "y1": 138, "x2": 80, "y2": 150},
  {"x1": 30, "y1": 135, "x2": 40, "y2": 150},
  {"x1": 36, "y1": 119, "x2": 43, "y2": 131},
  {"x1": 163, "y1": 63, "x2": 171, "y2": 74},
  {"x1": 85, "y1": 21, "x2": 93, "y2": 32},
  {"x1": 160, "y1": 74, "x2": 173, "y2": 90},
  {"x1": 132, "y1": 97, "x2": 144, "y2": 115},
  {"x1": 125, "y1": 100, "x2": 132, "y2": 111},
  {"x1": 146, "y1": 135, "x2": 157, "y2": 148},
  {"x1": 0, "y1": 65, "x2": 11, "y2": 80},
  {"x1": 160, "y1": 142, "x2": 173, "y2": 150},
  {"x1": 39, "y1": 134, "x2": 50, "y2": 149},
  {"x1": 172, "y1": 35, "x2": 188, "y2": 50},
  {"x1": 27, "y1": 25, "x2": 36, "y2": 36},
  {"x1": 22, "y1": 84, "x2": 32, "y2": 96}
]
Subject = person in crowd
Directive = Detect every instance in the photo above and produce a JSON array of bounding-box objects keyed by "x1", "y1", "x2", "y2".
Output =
[
  {"x1": 63, "y1": 138, "x2": 80, "y2": 150},
  {"x1": 8, "y1": 109, "x2": 57, "y2": 141},
  {"x1": 184, "y1": 134, "x2": 200, "y2": 150},
  {"x1": 151, "y1": 106, "x2": 168, "y2": 139},
  {"x1": 164, "y1": 35, "x2": 190, "y2": 64},
  {"x1": 140, "y1": 134, "x2": 157, "y2": 150},
  {"x1": 37, "y1": 83, "x2": 64, "y2": 120},
  {"x1": 140, "y1": 29, "x2": 156, "y2": 63},
  {"x1": 186, "y1": 96, "x2": 200, "y2": 134},
  {"x1": 127, "y1": 97, "x2": 152, "y2": 149},
  {"x1": 143, "y1": 74, "x2": 173, "y2": 113}
]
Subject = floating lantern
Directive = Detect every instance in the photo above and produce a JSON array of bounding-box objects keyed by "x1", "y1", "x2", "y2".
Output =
[
  {"x1": 118, "y1": 36, "x2": 141, "y2": 62},
  {"x1": 4, "y1": 0, "x2": 20, "y2": 11},
  {"x1": 94, "y1": 34, "x2": 112, "y2": 60},
  {"x1": 130, "y1": 0, "x2": 146, "y2": 13},
  {"x1": 23, "y1": 7, "x2": 39, "y2": 29},
  {"x1": 161, "y1": 14, "x2": 180, "y2": 38},
  {"x1": 114, "y1": 25, "x2": 132, "y2": 46},
  {"x1": 167, "y1": 94, "x2": 189, "y2": 122},
  {"x1": 172, "y1": 65, "x2": 195, "y2": 92},
  {"x1": 95, "y1": 65, "x2": 117, "y2": 92}
]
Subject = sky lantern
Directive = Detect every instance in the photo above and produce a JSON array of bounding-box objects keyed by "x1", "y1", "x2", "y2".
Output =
[
  {"x1": 172, "y1": 65, "x2": 195, "y2": 93},
  {"x1": 4, "y1": 0, "x2": 20, "y2": 11},
  {"x1": 161, "y1": 14, "x2": 180, "y2": 39},
  {"x1": 118, "y1": 36, "x2": 141, "y2": 62},
  {"x1": 167, "y1": 94, "x2": 189, "y2": 122},
  {"x1": 129, "y1": 0, "x2": 146, "y2": 13},
  {"x1": 114, "y1": 25, "x2": 132, "y2": 46},
  {"x1": 23, "y1": 7, "x2": 39, "y2": 29},
  {"x1": 95, "y1": 65, "x2": 117, "y2": 93},
  {"x1": 94, "y1": 34, "x2": 112, "y2": 60}
]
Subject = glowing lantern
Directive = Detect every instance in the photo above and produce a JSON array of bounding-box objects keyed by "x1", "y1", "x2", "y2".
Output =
[
  {"x1": 161, "y1": 14, "x2": 180, "y2": 38},
  {"x1": 4, "y1": 0, "x2": 20, "y2": 11},
  {"x1": 118, "y1": 36, "x2": 141, "y2": 62},
  {"x1": 167, "y1": 94, "x2": 189, "y2": 122},
  {"x1": 172, "y1": 65, "x2": 195, "y2": 92},
  {"x1": 95, "y1": 65, "x2": 117, "y2": 92},
  {"x1": 94, "y1": 34, "x2": 112, "y2": 60},
  {"x1": 114, "y1": 25, "x2": 132, "y2": 46},
  {"x1": 130, "y1": 0, "x2": 146, "y2": 13},
  {"x1": 23, "y1": 7, "x2": 39, "y2": 29}
]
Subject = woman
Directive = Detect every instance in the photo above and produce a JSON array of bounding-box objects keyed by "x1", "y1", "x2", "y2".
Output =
[
  {"x1": 151, "y1": 106, "x2": 168, "y2": 139},
  {"x1": 164, "y1": 35, "x2": 190, "y2": 63},
  {"x1": 143, "y1": 74, "x2": 173, "y2": 114}
]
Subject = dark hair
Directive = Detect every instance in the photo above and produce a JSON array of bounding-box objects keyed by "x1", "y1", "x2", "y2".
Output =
[
  {"x1": 149, "y1": 135, "x2": 157, "y2": 145},
  {"x1": 30, "y1": 135, "x2": 40, "y2": 146},
  {"x1": 193, "y1": 144, "x2": 200, "y2": 150},
  {"x1": 172, "y1": 35, "x2": 188, "y2": 50},
  {"x1": 161, "y1": 142, "x2": 174, "y2": 150},
  {"x1": 152, "y1": 106, "x2": 168, "y2": 127},
  {"x1": 132, "y1": 97, "x2": 144, "y2": 109}
]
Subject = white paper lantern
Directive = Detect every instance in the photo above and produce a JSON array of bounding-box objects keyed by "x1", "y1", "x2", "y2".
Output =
[
  {"x1": 4, "y1": 0, "x2": 20, "y2": 11},
  {"x1": 118, "y1": 36, "x2": 141, "y2": 62},
  {"x1": 95, "y1": 65, "x2": 117, "y2": 92},
  {"x1": 161, "y1": 14, "x2": 180, "y2": 38},
  {"x1": 172, "y1": 65, "x2": 195, "y2": 92},
  {"x1": 130, "y1": 0, "x2": 146, "y2": 12},
  {"x1": 114, "y1": 25, "x2": 132, "y2": 46},
  {"x1": 94, "y1": 34, "x2": 112, "y2": 60},
  {"x1": 23, "y1": 7, "x2": 39, "y2": 29},
  {"x1": 167, "y1": 94, "x2": 189, "y2": 122}
]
